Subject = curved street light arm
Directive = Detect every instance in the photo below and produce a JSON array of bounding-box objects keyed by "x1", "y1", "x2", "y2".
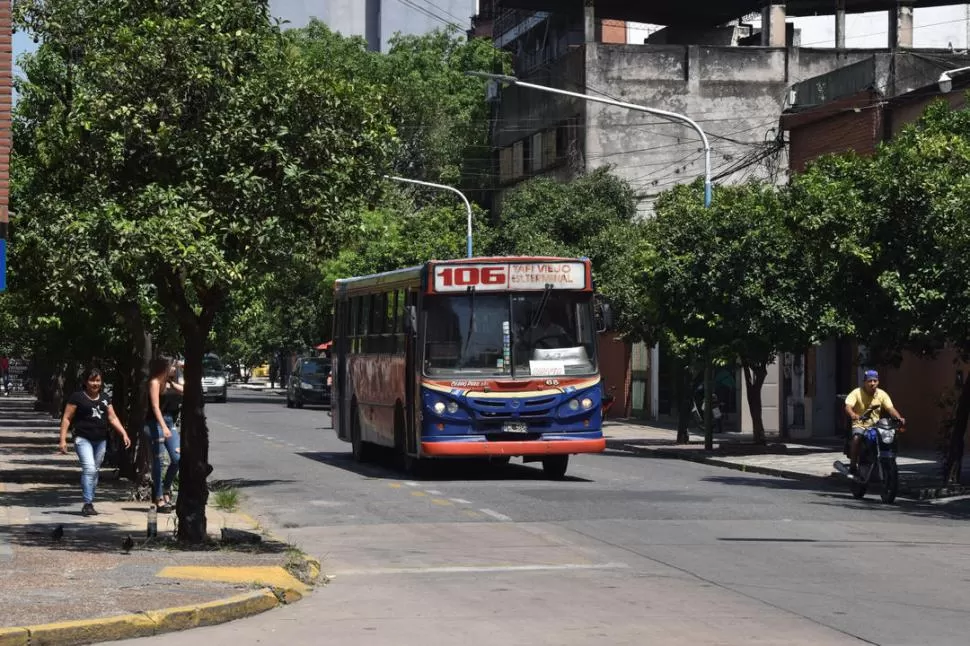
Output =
[{"x1": 385, "y1": 175, "x2": 474, "y2": 258}]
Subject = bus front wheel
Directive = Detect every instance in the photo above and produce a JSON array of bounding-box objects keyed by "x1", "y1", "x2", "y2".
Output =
[{"x1": 542, "y1": 455, "x2": 569, "y2": 479}]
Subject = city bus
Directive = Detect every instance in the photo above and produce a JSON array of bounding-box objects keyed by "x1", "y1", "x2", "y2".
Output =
[{"x1": 331, "y1": 256, "x2": 608, "y2": 478}]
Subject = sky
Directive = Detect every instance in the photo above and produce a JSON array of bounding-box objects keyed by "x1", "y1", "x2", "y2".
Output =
[{"x1": 12, "y1": 30, "x2": 38, "y2": 100}]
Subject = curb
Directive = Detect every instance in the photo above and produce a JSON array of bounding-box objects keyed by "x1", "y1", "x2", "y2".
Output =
[
  {"x1": 608, "y1": 440, "x2": 956, "y2": 500},
  {"x1": 0, "y1": 587, "x2": 296, "y2": 645}
]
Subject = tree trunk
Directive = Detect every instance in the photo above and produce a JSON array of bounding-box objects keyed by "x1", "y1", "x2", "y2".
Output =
[
  {"x1": 156, "y1": 270, "x2": 222, "y2": 544},
  {"x1": 742, "y1": 361, "x2": 769, "y2": 445},
  {"x1": 944, "y1": 372, "x2": 970, "y2": 484},
  {"x1": 50, "y1": 361, "x2": 76, "y2": 419},
  {"x1": 119, "y1": 302, "x2": 153, "y2": 483},
  {"x1": 674, "y1": 358, "x2": 692, "y2": 444},
  {"x1": 176, "y1": 330, "x2": 211, "y2": 544},
  {"x1": 703, "y1": 360, "x2": 714, "y2": 451}
]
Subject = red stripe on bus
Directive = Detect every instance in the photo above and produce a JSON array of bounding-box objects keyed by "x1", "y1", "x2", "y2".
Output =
[{"x1": 421, "y1": 439, "x2": 606, "y2": 457}]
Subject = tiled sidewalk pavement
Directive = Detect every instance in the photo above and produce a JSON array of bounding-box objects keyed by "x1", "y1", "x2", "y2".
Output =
[
  {"x1": 0, "y1": 396, "x2": 315, "y2": 632},
  {"x1": 603, "y1": 419, "x2": 968, "y2": 499}
]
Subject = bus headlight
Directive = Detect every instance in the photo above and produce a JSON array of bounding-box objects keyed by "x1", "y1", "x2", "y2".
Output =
[
  {"x1": 569, "y1": 399, "x2": 580, "y2": 411},
  {"x1": 446, "y1": 401, "x2": 459, "y2": 414},
  {"x1": 433, "y1": 401, "x2": 446, "y2": 415},
  {"x1": 581, "y1": 397, "x2": 594, "y2": 410}
]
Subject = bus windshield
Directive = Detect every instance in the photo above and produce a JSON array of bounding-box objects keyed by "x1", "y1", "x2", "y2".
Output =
[{"x1": 423, "y1": 292, "x2": 597, "y2": 377}]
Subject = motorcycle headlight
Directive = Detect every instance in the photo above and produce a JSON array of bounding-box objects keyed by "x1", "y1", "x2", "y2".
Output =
[
  {"x1": 878, "y1": 427, "x2": 896, "y2": 444},
  {"x1": 433, "y1": 401, "x2": 446, "y2": 415}
]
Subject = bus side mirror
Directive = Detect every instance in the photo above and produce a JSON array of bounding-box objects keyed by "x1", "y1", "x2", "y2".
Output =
[
  {"x1": 404, "y1": 306, "x2": 417, "y2": 334},
  {"x1": 596, "y1": 302, "x2": 614, "y2": 333}
]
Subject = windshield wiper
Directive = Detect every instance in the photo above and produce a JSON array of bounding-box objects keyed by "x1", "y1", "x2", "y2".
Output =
[{"x1": 529, "y1": 283, "x2": 554, "y2": 329}]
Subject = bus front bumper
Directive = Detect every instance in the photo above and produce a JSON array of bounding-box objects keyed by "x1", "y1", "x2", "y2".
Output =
[{"x1": 421, "y1": 437, "x2": 606, "y2": 457}]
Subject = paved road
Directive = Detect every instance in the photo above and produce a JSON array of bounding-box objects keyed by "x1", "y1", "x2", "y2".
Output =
[{"x1": 122, "y1": 390, "x2": 970, "y2": 646}]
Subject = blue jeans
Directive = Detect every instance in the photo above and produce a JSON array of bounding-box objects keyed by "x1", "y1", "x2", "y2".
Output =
[
  {"x1": 146, "y1": 416, "x2": 181, "y2": 503},
  {"x1": 74, "y1": 436, "x2": 106, "y2": 504}
]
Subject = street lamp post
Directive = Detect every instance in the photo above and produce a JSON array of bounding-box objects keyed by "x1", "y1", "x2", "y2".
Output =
[
  {"x1": 467, "y1": 72, "x2": 713, "y2": 208},
  {"x1": 384, "y1": 175, "x2": 474, "y2": 258},
  {"x1": 938, "y1": 66, "x2": 970, "y2": 93}
]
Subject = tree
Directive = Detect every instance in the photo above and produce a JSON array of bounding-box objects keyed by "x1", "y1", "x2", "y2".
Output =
[
  {"x1": 14, "y1": 0, "x2": 396, "y2": 542},
  {"x1": 291, "y1": 23, "x2": 510, "y2": 200},
  {"x1": 648, "y1": 181, "x2": 829, "y2": 446}
]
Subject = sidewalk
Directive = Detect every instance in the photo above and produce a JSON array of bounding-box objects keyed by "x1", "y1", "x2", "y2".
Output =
[
  {"x1": 603, "y1": 419, "x2": 970, "y2": 500},
  {"x1": 0, "y1": 397, "x2": 319, "y2": 644}
]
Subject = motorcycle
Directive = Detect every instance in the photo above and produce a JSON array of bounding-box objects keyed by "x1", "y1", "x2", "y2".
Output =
[{"x1": 834, "y1": 407, "x2": 902, "y2": 504}]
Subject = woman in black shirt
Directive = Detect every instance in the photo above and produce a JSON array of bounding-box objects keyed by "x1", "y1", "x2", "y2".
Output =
[{"x1": 58, "y1": 367, "x2": 131, "y2": 516}]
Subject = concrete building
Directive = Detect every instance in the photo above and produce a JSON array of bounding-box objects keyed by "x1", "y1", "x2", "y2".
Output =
[
  {"x1": 478, "y1": 0, "x2": 970, "y2": 434},
  {"x1": 779, "y1": 58, "x2": 970, "y2": 448},
  {"x1": 269, "y1": 0, "x2": 478, "y2": 51}
]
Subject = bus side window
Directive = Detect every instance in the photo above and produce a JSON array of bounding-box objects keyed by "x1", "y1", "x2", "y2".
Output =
[
  {"x1": 395, "y1": 289, "x2": 406, "y2": 354},
  {"x1": 386, "y1": 291, "x2": 397, "y2": 353},
  {"x1": 371, "y1": 293, "x2": 385, "y2": 354},
  {"x1": 360, "y1": 294, "x2": 373, "y2": 354}
]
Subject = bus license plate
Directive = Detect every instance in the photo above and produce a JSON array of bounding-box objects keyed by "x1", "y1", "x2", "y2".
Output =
[{"x1": 503, "y1": 422, "x2": 528, "y2": 433}]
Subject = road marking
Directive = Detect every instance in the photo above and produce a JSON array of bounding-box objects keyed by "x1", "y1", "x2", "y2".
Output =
[
  {"x1": 929, "y1": 494, "x2": 970, "y2": 505},
  {"x1": 431, "y1": 498, "x2": 453, "y2": 506},
  {"x1": 425, "y1": 489, "x2": 443, "y2": 495},
  {"x1": 388, "y1": 483, "x2": 403, "y2": 489},
  {"x1": 462, "y1": 510, "x2": 484, "y2": 519},
  {"x1": 479, "y1": 508, "x2": 512, "y2": 522},
  {"x1": 404, "y1": 481, "x2": 419, "y2": 487},
  {"x1": 449, "y1": 498, "x2": 472, "y2": 504},
  {"x1": 410, "y1": 491, "x2": 428, "y2": 497},
  {"x1": 332, "y1": 563, "x2": 629, "y2": 577}
]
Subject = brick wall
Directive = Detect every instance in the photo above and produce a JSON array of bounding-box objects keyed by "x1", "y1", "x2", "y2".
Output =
[
  {"x1": 600, "y1": 20, "x2": 626, "y2": 45},
  {"x1": 789, "y1": 103, "x2": 883, "y2": 173},
  {"x1": 597, "y1": 332, "x2": 631, "y2": 419},
  {"x1": 0, "y1": 0, "x2": 10, "y2": 240}
]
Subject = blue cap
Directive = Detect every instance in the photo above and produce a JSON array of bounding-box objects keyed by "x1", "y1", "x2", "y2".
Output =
[{"x1": 864, "y1": 370, "x2": 879, "y2": 380}]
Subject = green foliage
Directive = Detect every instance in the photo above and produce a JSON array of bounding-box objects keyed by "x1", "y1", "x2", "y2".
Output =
[
  {"x1": 291, "y1": 22, "x2": 509, "y2": 195},
  {"x1": 491, "y1": 168, "x2": 651, "y2": 340}
]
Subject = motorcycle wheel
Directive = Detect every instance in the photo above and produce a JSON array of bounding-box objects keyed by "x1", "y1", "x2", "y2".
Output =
[{"x1": 880, "y1": 459, "x2": 899, "y2": 504}]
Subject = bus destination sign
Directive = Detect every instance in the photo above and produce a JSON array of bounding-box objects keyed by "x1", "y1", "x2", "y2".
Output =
[{"x1": 432, "y1": 262, "x2": 587, "y2": 293}]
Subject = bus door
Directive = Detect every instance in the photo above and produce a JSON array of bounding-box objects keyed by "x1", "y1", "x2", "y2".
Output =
[{"x1": 404, "y1": 289, "x2": 419, "y2": 455}]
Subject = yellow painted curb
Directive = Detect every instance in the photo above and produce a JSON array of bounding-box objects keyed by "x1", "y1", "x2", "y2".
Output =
[
  {"x1": 0, "y1": 627, "x2": 28, "y2": 646},
  {"x1": 25, "y1": 613, "x2": 156, "y2": 646},
  {"x1": 191, "y1": 590, "x2": 279, "y2": 627},
  {"x1": 4, "y1": 590, "x2": 282, "y2": 646},
  {"x1": 305, "y1": 556, "x2": 321, "y2": 583},
  {"x1": 157, "y1": 565, "x2": 309, "y2": 595}
]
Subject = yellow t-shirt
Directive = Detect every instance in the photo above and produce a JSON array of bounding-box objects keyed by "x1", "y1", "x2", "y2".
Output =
[{"x1": 845, "y1": 387, "x2": 894, "y2": 428}]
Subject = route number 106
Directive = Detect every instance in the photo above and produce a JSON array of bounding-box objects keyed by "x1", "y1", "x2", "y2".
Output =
[{"x1": 436, "y1": 266, "x2": 507, "y2": 288}]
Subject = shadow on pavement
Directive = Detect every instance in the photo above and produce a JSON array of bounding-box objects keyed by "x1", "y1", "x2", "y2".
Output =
[
  {"x1": 0, "y1": 519, "x2": 292, "y2": 554},
  {"x1": 296, "y1": 449, "x2": 594, "y2": 483},
  {"x1": 209, "y1": 477, "x2": 297, "y2": 490},
  {"x1": 702, "y1": 473, "x2": 970, "y2": 522}
]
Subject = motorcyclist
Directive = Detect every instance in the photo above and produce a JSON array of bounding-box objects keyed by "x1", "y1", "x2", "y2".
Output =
[{"x1": 843, "y1": 370, "x2": 905, "y2": 478}]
